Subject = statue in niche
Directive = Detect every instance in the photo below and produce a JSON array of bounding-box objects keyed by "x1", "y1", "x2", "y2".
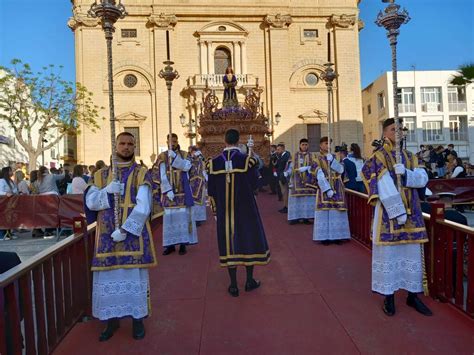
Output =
[{"x1": 222, "y1": 66, "x2": 238, "y2": 108}]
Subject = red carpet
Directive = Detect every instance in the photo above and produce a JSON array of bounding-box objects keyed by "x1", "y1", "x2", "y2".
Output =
[{"x1": 54, "y1": 193, "x2": 474, "y2": 354}]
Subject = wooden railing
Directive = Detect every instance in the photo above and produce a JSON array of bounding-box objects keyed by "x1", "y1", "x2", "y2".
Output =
[
  {"x1": 346, "y1": 189, "x2": 474, "y2": 319},
  {"x1": 0, "y1": 219, "x2": 96, "y2": 355}
]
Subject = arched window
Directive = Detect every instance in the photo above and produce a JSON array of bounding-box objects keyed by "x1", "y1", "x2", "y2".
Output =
[{"x1": 214, "y1": 47, "x2": 232, "y2": 74}]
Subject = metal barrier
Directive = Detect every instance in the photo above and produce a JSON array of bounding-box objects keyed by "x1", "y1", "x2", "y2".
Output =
[
  {"x1": 346, "y1": 188, "x2": 474, "y2": 318},
  {"x1": 0, "y1": 219, "x2": 95, "y2": 355}
]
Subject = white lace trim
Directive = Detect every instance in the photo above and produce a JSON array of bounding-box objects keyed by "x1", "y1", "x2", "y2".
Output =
[
  {"x1": 192, "y1": 205, "x2": 207, "y2": 222},
  {"x1": 405, "y1": 168, "x2": 428, "y2": 189},
  {"x1": 381, "y1": 194, "x2": 405, "y2": 219},
  {"x1": 122, "y1": 217, "x2": 144, "y2": 237},
  {"x1": 313, "y1": 210, "x2": 351, "y2": 241},
  {"x1": 163, "y1": 208, "x2": 198, "y2": 246}
]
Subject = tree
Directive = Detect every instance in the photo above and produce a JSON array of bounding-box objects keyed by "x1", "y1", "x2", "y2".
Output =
[
  {"x1": 450, "y1": 63, "x2": 474, "y2": 86},
  {"x1": 0, "y1": 59, "x2": 102, "y2": 171}
]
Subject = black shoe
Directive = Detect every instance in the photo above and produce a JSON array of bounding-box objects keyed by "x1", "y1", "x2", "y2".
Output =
[
  {"x1": 162, "y1": 246, "x2": 176, "y2": 256},
  {"x1": 303, "y1": 219, "x2": 313, "y2": 225},
  {"x1": 132, "y1": 319, "x2": 145, "y2": 340},
  {"x1": 321, "y1": 240, "x2": 331, "y2": 246},
  {"x1": 334, "y1": 240, "x2": 343, "y2": 245},
  {"x1": 288, "y1": 220, "x2": 298, "y2": 225},
  {"x1": 228, "y1": 286, "x2": 239, "y2": 297},
  {"x1": 278, "y1": 207, "x2": 288, "y2": 214},
  {"x1": 179, "y1": 244, "x2": 187, "y2": 255},
  {"x1": 245, "y1": 279, "x2": 261, "y2": 292},
  {"x1": 196, "y1": 221, "x2": 203, "y2": 227},
  {"x1": 407, "y1": 293, "x2": 433, "y2": 316},
  {"x1": 99, "y1": 319, "x2": 120, "y2": 342},
  {"x1": 383, "y1": 295, "x2": 395, "y2": 316}
]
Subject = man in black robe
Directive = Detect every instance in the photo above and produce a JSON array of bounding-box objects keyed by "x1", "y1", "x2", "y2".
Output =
[{"x1": 207, "y1": 129, "x2": 270, "y2": 297}]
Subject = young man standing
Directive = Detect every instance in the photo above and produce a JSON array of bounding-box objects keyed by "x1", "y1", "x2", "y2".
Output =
[
  {"x1": 207, "y1": 129, "x2": 270, "y2": 297},
  {"x1": 275, "y1": 143, "x2": 291, "y2": 213}
]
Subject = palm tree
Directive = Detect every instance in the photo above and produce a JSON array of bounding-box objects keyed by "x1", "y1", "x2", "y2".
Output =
[{"x1": 450, "y1": 63, "x2": 474, "y2": 85}]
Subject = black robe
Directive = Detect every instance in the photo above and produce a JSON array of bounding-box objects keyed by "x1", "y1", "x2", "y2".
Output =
[{"x1": 207, "y1": 148, "x2": 270, "y2": 267}]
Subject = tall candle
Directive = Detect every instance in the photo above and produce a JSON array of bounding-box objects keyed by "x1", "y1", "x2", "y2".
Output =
[{"x1": 166, "y1": 30, "x2": 170, "y2": 60}]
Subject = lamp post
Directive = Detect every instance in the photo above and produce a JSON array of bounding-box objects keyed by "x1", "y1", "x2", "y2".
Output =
[
  {"x1": 180, "y1": 113, "x2": 197, "y2": 146},
  {"x1": 376, "y1": 0, "x2": 410, "y2": 182},
  {"x1": 88, "y1": 0, "x2": 127, "y2": 231}
]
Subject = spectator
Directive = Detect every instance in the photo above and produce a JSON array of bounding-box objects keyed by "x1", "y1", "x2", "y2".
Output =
[
  {"x1": 88, "y1": 164, "x2": 96, "y2": 178},
  {"x1": 82, "y1": 165, "x2": 90, "y2": 183},
  {"x1": 34, "y1": 166, "x2": 64, "y2": 195},
  {"x1": 56, "y1": 164, "x2": 72, "y2": 195},
  {"x1": 71, "y1": 165, "x2": 89, "y2": 194},
  {"x1": 14, "y1": 170, "x2": 29, "y2": 195},
  {"x1": 428, "y1": 145, "x2": 437, "y2": 172},
  {"x1": 348, "y1": 143, "x2": 366, "y2": 193},
  {"x1": 269, "y1": 144, "x2": 281, "y2": 199},
  {"x1": 450, "y1": 158, "x2": 467, "y2": 178},
  {"x1": 0, "y1": 167, "x2": 18, "y2": 240},
  {"x1": 275, "y1": 143, "x2": 291, "y2": 213},
  {"x1": 446, "y1": 144, "x2": 458, "y2": 159},
  {"x1": 435, "y1": 145, "x2": 446, "y2": 178}
]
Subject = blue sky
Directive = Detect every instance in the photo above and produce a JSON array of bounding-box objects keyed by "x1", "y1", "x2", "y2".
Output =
[{"x1": 0, "y1": 0, "x2": 472, "y2": 87}]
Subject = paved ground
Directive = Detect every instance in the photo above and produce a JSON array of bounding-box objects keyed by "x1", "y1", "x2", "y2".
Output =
[
  {"x1": 53, "y1": 194, "x2": 474, "y2": 355},
  {"x1": 0, "y1": 230, "x2": 64, "y2": 261}
]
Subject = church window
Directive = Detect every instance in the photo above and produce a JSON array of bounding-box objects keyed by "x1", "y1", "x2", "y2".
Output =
[
  {"x1": 305, "y1": 73, "x2": 319, "y2": 86},
  {"x1": 124, "y1": 127, "x2": 140, "y2": 156},
  {"x1": 214, "y1": 47, "x2": 232, "y2": 75},
  {"x1": 121, "y1": 29, "x2": 137, "y2": 38},
  {"x1": 218, "y1": 26, "x2": 227, "y2": 32},
  {"x1": 303, "y1": 29, "x2": 318, "y2": 38},
  {"x1": 124, "y1": 74, "x2": 138, "y2": 88}
]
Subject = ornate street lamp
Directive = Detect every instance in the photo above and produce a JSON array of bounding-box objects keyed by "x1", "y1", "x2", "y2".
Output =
[
  {"x1": 376, "y1": 0, "x2": 410, "y2": 182},
  {"x1": 88, "y1": 0, "x2": 127, "y2": 231},
  {"x1": 275, "y1": 112, "x2": 281, "y2": 126}
]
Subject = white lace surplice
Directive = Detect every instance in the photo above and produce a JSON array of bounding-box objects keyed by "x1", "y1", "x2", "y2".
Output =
[
  {"x1": 85, "y1": 179, "x2": 153, "y2": 320},
  {"x1": 192, "y1": 204, "x2": 207, "y2": 222},
  {"x1": 288, "y1": 195, "x2": 316, "y2": 220},
  {"x1": 313, "y1": 210, "x2": 350, "y2": 241},
  {"x1": 371, "y1": 171, "x2": 423, "y2": 295}
]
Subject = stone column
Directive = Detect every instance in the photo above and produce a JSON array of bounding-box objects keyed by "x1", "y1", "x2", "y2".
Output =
[
  {"x1": 241, "y1": 41, "x2": 247, "y2": 74},
  {"x1": 200, "y1": 40, "x2": 207, "y2": 75},
  {"x1": 235, "y1": 41, "x2": 242, "y2": 74},
  {"x1": 207, "y1": 41, "x2": 215, "y2": 74}
]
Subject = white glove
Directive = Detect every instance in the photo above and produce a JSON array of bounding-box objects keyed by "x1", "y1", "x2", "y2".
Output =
[
  {"x1": 326, "y1": 190, "x2": 334, "y2": 198},
  {"x1": 397, "y1": 214, "x2": 407, "y2": 225},
  {"x1": 168, "y1": 150, "x2": 177, "y2": 159},
  {"x1": 273, "y1": 172, "x2": 278, "y2": 177},
  {"x1": 111, "y1": 229, "x2": 127, "y2": 242},
  {"x1": 167, "y1": 190, "x2": 175, "y2": 201},
  {"x1": 326, "y1": 154, "x2": 334, "y2": 162},
  {"x1": 298, "y1": 166, "x2": 310, "y2": 173},
  {"x1": 283, "y1": 171, "x2": 290, "y2": 178},
  {"x1": 394, "y1": 163, "x2": 406, "y2": 175},
  {"x1": 105, "y1": 181, "x2": 121, "y2": 194}
]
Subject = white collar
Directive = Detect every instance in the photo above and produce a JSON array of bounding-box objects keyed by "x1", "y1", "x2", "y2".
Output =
[{"x1": 224, "y1": 146, "x2": 240, "y2": 151}]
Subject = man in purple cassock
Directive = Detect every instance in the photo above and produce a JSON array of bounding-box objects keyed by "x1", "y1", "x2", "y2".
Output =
[
  {"x1": 362, "y1": 118, "x2": 432, "y2": 317},
  {"x1": 84, "y1": 132, "x2": 157, "y2": 341},
  {"x1": 207, "y1": 129, "x2": 270, "y2": 297}
]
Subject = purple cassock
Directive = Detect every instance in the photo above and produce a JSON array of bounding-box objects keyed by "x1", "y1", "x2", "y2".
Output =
[
  {"x1": 207, "y1": 148, "x2": 270, "y2": 267},
  {"x1": 361, "y1": 142, "x2": 428, "y2": 245},
  {"x1": 84, "y1": 162, "x2": 157, "y2": 271}
]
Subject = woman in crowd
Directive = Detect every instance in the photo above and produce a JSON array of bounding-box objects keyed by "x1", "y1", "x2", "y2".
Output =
[
  {"x1": 14, "y1": 170, "x2": 30, "y2": 195},
  {"x1": 348, "y1": 143, "x2": 366, "y2": 193},
  {"x1": 71, "y1": 165, "x2": 88, "y2": 194},
  {"x1": 34, "y1": 166, "x2": 65, "y2": 195},
  {"x1": 450, "y1": 158, "x2": 467, "y2": 179},
  {"x1": 0, "y1": 167, "x2": 18, "y2": 240}
]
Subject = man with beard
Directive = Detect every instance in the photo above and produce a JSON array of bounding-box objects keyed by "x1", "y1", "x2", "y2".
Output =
[
  {"x1": 287, "y1": 138, "x2": 316, "y2": 225},
  {"x1": 207, "y1": 129, "x2": 270, "y2": 297},
  {"x1": 362, "y1": 118, "x2": 432, "y2": 317},
  {"x1": 84, "y1": 132, "x2": 157, "y2": 341},
  {"x1": 151, "y1": 133, "x2": 198, "y2": 255}
]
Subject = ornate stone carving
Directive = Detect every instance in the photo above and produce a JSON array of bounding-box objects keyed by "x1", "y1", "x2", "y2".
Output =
[
  {"x1": 67, "y1": 8, "x2": 100, "y2": 31},
  {"x1": 147, "y1": 13, "x2": 177, "y2": 30},
  {"x1": 358, "y1": 19, "x2": 365, "y2": 31},
  {"x1": 329, "y1": 14, "x2": 357, "y2": 29},
  {"x1": 264, "y1": 14, "x2": 293, "y2": 29}
]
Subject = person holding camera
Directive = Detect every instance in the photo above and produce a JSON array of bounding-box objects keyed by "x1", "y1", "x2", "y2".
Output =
[{"x1": 275, "y1": 143, "x2": 291, "y2": 214}]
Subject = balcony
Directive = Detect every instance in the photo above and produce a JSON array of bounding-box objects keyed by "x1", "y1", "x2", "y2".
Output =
[
  {"x1": 448, "y1": 102, "x2": 467, "y2": 112},
  {"x1": 188, "y1": 74, "x2": 258, "y2": 88},
  {"x1": 398, "y1": 103, "x2": 415, "y2": 113},
  {"x1": 422, "y1": 102, "x2": 442, "y2": 112}
]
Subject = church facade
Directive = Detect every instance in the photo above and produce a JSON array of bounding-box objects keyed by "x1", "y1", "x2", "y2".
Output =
[{"x1": 69, "y1": 0, "x2": 364, "y2": 165}]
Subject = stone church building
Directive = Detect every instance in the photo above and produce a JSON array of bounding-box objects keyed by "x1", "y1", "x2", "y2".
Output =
[{"x1": 69, "y1": 0, "x2": 364, "y2": 165}]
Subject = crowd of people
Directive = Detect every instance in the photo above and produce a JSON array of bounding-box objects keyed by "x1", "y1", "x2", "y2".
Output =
[{"x1": 416, "y1": 143, "x2": 473, "y2": 179}]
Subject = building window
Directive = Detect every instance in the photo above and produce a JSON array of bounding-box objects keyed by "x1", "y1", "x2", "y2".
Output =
[
  {"x1": 448, "y1": 86, "x2": 467, "y2": 111},
  {"x1": 403, "y1": 117, "x2": 416, "y2": 142},
  {"x1": 377, "y1": 92, "x2": 385, "y2": 111},
  {"x1": 124, "y1": 74, "x2": 138, "y2": 88},
  {"x1": 303, "y1": 29, "x2": 318, "y2": 38},
  {"x1": 214, "y1": 47, "x2": 232, "y2": 75},
  {"x1": 397, "y1": 87, "x2": 415, "y2": 113},
  {"x1": 421, "y1": 87, "x2": 442, "y2": 112},
  {"x1": 218, "y1": 26, "x2": 227, "y2": 32},
  {"x1": 121, "y1": 29, "x2": 137, "y2": 38},
  {"x1": 422, "y1": 120, "x2": 443, "y2": 142},
  {"x1": 367, "y1": 104, "x2": 372, "y2": 115},
  {"x1": 307, "y1": 124, "x2": 321, "y2": 152},
  {"x1": 449, "y1": 115, "x2": 468, "y2": 141},
  {"x1": 124, "y1": 127, "x2": 140, "y2": 156},
  {"x1": 305, "y1": 73, "x2": 319, "y2": 86}
]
